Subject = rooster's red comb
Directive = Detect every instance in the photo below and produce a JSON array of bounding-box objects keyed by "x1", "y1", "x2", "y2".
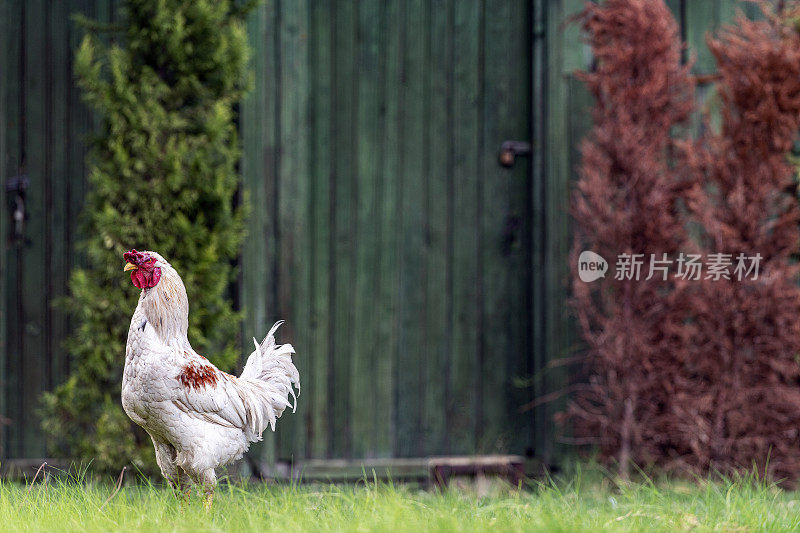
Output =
[{"x1": 123, "y1": 249, "x2": 153, "y2": 265}]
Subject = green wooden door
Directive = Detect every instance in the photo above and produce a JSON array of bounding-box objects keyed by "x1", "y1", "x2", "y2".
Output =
[
  {"x1": 0, "y1": 0, "x2": 109, "y2": 460},
  {"x1": 239, "y1": 0, "x2": 756, "y2": 465},
  {"x1": 242, "y1": 0, "x2": 541, "y2": 463}
]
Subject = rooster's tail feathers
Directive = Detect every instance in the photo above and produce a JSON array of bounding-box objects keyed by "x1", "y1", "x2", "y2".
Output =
[{"x1": 237, "y1": 320, "x2": 300, "y2": 440}]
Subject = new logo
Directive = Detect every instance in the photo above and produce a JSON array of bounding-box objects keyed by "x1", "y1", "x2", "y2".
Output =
[{"x1": 578, "y1": 251, "x2": 608, "y2": 282}]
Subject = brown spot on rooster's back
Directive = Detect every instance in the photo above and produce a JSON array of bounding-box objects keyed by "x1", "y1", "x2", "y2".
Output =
[{"x1": 179, "y1": 363, "x2": 219, "y2": 391}]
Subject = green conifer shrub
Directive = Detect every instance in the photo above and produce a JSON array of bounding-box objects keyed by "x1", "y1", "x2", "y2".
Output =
[{"x1": 41, "y1": 0, "x2": 255, "y2": 474}]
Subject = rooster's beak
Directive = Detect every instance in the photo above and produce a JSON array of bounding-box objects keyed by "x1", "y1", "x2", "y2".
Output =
[{"x1": 124, "y1": 262, "x2": 138, "y2": 272}]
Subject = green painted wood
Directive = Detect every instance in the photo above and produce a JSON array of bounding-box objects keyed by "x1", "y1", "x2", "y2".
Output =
[
  {"x1": 481, "y1": 0, "x2": 532, "y2": 454},
  {"x1": 718, "y1": 0, "x2": 741, "y2": 23},
  {"x1": 241, "y1": 0, "x2": 279, "y2": 467},
  {"x1": 665, "y1": 0, "x2": 683, "y2": 24},
  {"x1": 683, "y1": 0, "x2": 740, "y2": 75},
  {"x1": 375, "y1": 0, "x2": 401, "y2": 459},
  {"x1": 0, "y1": 0, "x2": 14, "y2": 459},
  {"x1": 685, "y1": 0, "x2": 717, "y2": 75},
  {"x1": 744, "y1": 1, "x2": 764, "y2": 19},
  {"x1": 350, "y1": 0, "x2": 385, "y2": 459},
  {"x1": 307, "y1": 0, "x2": 332, "y2": 459},
  {"x1": 566, "y1": 77, "x2": 594, "y2": 186},
  {"x1": 447, "y1": 0, "x2": 481, "y2": 456},
  {"x1": 245, "y1": 0, "x2": 544, "y2": 462},
  {"x1": 4, "y1": 0, "x2": 23, "y2": 459},
  {"x1": 48, "y1": 0, "x2": 70, "y2": 432},
  {"x1": 563, "y1": 0, "x2": 595, "y2": 173},
  {"x1": 542, "y1": 0, "x2": 575, "y2": 464},
  {"x1": 0, "y1": 0, "x2": 103, "y2": 459},
  {"x1": 394, "y1": 0, "x2": 427, "y2": 458},
  {"x1": 561, "y1": 0, "x2": 587, "y2": 75},
  {"x1": 557, "y1": 0, "x2": 589, "y2": 462},
  {"x1": 330, "y1": 0, "x2": 358, "y2": 459},
  {"x1": 67, "y1": 1, "x2": 93, "y2": 276},
  {"x1": 275, "y1": 0, "x2": 311, "y2": 463},
  {"x1": 683, "y1": 2, "x2": 740, "y2": 136},
  {"x1": 481, "y1": 0, "x2": 506, "y2": 453},
  {"x1": 422, "y1": 0, "x2": 450, "y2": 457},
  {"x1": 22, "y1": 0, "x2": 48, "y2": 458},
  {"x1": 91, "y1": 0, "x2": 112, "y2": 134}
]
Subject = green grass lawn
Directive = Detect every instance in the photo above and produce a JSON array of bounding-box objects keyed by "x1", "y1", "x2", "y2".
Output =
[{"x1": 3, "y1": 468, "x2": 800, "y2": 532}]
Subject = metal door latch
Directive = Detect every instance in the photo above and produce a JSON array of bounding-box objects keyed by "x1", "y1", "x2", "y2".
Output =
[
  {"x1": 498, "y1": 141, "x2": 532, "y2": 168},
  {"x1": 6, "y1": 174, "x2": 29, "y2": 244}
]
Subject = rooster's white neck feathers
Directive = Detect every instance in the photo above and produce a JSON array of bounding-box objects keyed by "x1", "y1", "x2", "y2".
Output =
[{"x1": 137, "y1": 252, "x2": 190, "y2": 349}]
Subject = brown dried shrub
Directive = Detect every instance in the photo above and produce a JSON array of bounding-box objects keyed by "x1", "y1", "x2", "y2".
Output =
[{"x1": 566, "y1": 0, "x2": 800, "y2": 481}]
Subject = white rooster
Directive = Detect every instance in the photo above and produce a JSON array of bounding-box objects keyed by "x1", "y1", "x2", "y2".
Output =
[{"x1": 120, "y1": 249, "x2": 299, "y2": 508}]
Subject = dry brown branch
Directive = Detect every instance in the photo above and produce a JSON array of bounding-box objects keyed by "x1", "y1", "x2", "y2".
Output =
[
  {"x1": 99, "y1": 466, "x2": 127, "y2": 511},
  {"x1": 26, "y1": 462, "x2": 47, "y2": 494}
]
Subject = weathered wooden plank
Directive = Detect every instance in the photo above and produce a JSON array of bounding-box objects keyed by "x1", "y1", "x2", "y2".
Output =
[
  {"x1": 561, "y1": 0, "x2": 587, "y2": 75},
  {"x1": 0, "y1": 5, "x2": 4, "y2": 457},
  {"x1": 350, "y1": 0, "x2": 385, "y2": 459},
  {"x1": 564, "y1": 0, "x2": 595, "y2": 178},
  {"x1": 684, "y1": 0, "x2": 718, "y2": 75},
  {"x1": 376, "y1": 0, "x2": 401, "y2": 460},
  {"x1": 743, "y1": 0, "x2": 763, "y2": 19},
  {"x1": 289, "y1": 455, "x2": 526, "y2": 483},
  {"x1": 552, "y1": 0, "x2": 587, "y2": 463},
  {"x1": 665, "y1": 0, "x2": 684, "y2": 39},
  {"x1": 0, "y1": 0, "x2": 14, "y2": 460},
  {"x1": 48, "y1": 0, "x2": 70, "y2": 418},
  {"x1": 242, "y1": 0, "x2": 279, "y2": 467},
  {"x1": 718, "y1": 0, "x2": 742, "y2": 23},
  {"x1": 4, "y1": 0, "x2": 27, "y2": 459},
  {"x1": 303, "y1": 2, "x2": 333, "y2": 457},
  {"x1": 393, "y1": 0, "x2": 427, "y2": 458},
  {"x1": 330, "y1": 0, "x2": 358, "y2": 458},
  {"x1": 542, "y1": 0, "x2": 575, "y2": 464},
  {"x1": 422, "y1": 0, "x2": 450, "y2": 457},
  {"x1": 480, "y1": 0, "x2": 510, "y2": 453},
  {"x1": 684, "y1": 2, "x2": 742, "y2": 136},
  {"x1": 67, "y1": 0, "x2": 93, "y2": 275},
  {"x1": 307, "y1": 0, "x2": 332, "y2": 460},
  {"x1": 447, "y1": 0, "x2": 481, "y2": 455},
  {"x1": 275, "y1": 0, "x2": 311, "y2": 463},
  {"x1": 483, "y1": 0, "x2": 532, "y2": 454},
  {"x1": 504, "y1": 3, "x2": 536, "y2": 453},
  {"x1": 566, "y1": 77, "x2": 594, "y2": 199},
  {"x1": 296, "y1": 457, "x2": 430, "y2": 482},
  {"x1": 21, "y1": 0, "x2": 48, "y2": 458},
  {"x1": 91, "y1": 0, "x2": 111, "y2": 133}
]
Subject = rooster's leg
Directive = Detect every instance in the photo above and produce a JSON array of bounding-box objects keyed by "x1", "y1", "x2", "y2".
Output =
[
  {"x1": 200, "y1": 469, "x2": 217, "y2": 511},
  {"x1": 176, "y1": 468, "x2": 192, "y2": 505},
  {"x1": 151, "y1": 438, "x2": 190, "y2": 501}
]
